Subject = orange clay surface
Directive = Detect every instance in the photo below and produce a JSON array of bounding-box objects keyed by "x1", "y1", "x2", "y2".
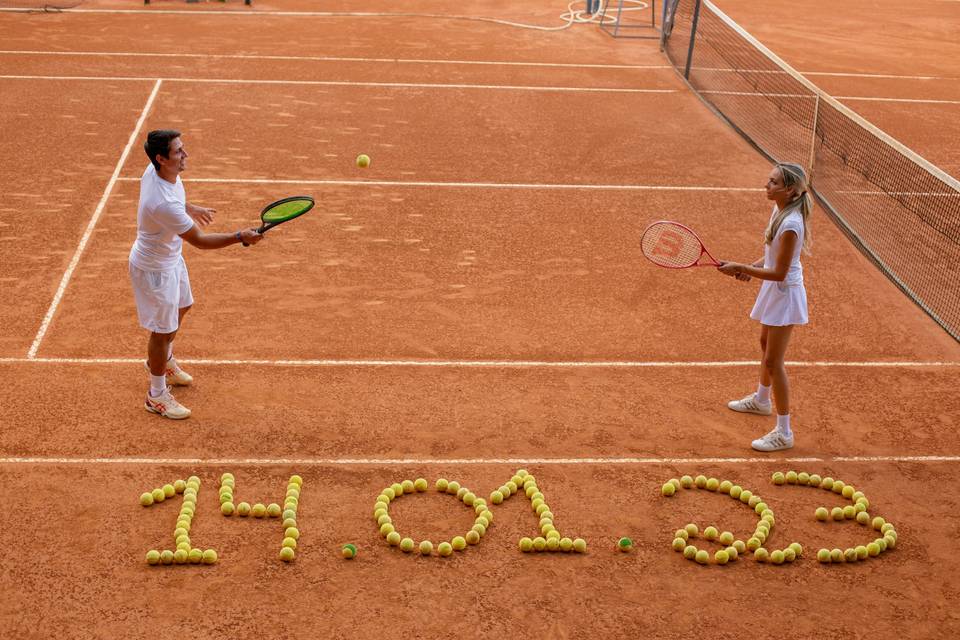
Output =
[{"x1": 1, "y1": 1, "x2": 960, "y2": 638}]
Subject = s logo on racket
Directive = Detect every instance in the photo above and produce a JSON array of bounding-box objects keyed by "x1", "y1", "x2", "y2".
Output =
[
  {"x1": 641, "y1": 220, "x2": 721, "y2": 268},
  {"x1": 257, "y1": 195, "x2": 315, "y2": 234}
]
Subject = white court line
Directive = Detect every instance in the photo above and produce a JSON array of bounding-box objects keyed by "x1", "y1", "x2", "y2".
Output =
[
  {"x1": 27, "y1": 79, "x2": 162, "y2": 360},
  {"x1": 0, "y1": 74, "x2": 674, "y2": 93},
  {"x1": 0, "y1": 50, "x2": 668, "y2": 71},
  {"x1": 0, "y1": 357, "x2": 957, "y2": 367},
  {"x1": 0, "y1": 455, "x2": 957, "y2": 465},
  {"x1": 115, "y1": 177, "x2": 762, "y2": 192},
  {"x1": 1, "y1": 50, "x2": 954, "y2": 81}
]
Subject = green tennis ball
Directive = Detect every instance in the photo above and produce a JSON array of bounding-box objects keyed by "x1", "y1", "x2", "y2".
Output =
[
  {"x1": 173, "y1": 549, "x2": 189, "y2": 564},
  {"x1": 285, "y1": 527, "x2": 300, "y2": 540},
  {"x1": 725, "y1": 546, "x2": 739, "y2": 561},
  {"x1": 832, "y1": 480, "x2": 846, "y2": 494},
  {"x1": 830, "y1": 548, "x2": 844, "y2": 562},
  {"x1": 559, "y1": 537, "x2": 573, "y2": 552},
  {"x1": 782, "y1": 548, "x2": 796, "y2": 562},
  {"x1": 532, "y1": 537, "x2": 547, "y2": 551},
  {"x1": 266, "y1": 503, "x2": 281, "y2": 518},
  {"x1": 661, "y1": 483, "x2": 676, "y2": 497},
  {"x1": 356, "y1": 154, "x2": 371, "y2": 168},
  {"x1": 817, "y1": 548, "x2": 831, "y2": 563},
  {"x1": 789, "y1": 542, "x2": 803, "y2": 557},
  {"x1": 695, "y1": 550, "x2": 709, "y2": 564},
  {"x1": 718, "y1": 480, "x2": 733, "y2": 494},
  {"x1": 490, "y1": 490, "x2": 505, "y2": 504},
  {"x1": 729, "y1": 486, "x2": 742, "y2": 499},
  {"x1": 815, "y1": 507, "x2": 829, "y2": 521},
  {"x1": 282, "y1": 537, "x2": 298, "y2": 550},
  {"x1": 413, "y1": 478, "x2": 428, "y2": 492},
  {"x1": 855, "y1": 545, "x2": 868, "y2": 560},
  {"x1": 675, "y1": 529, "x2": 689, "y2": 541},
  {"x1": 797, "y1": 472, "x2": 810, "y2": 485},
  {"x1": 162, "y1": 484, "x2": 176, "y2": 498},
  {"x1": 820, "y1": 477, "x2": 834, "y2": 490},
  {"x1": 842, "y1": 505, "x2": 856, "y2": 519},
  {"x1": 872, "y1": 516, "x2": 886, "y2": 530},
  {"x1": 145, "y1": 550, "x2": 161, "y2": 565},
  {"x1": 139, "y1": 492, "x2": 154, "y2": 507},
  {"x1": 617, "y1": 537, "x2": 633, "y2": 552},
  {"x1": 841, "y1": 485, "x2": 855, "y2": 499},
  {"x1": 831, "y1": 507, "x2": 844, "y2": 521},
  {"x1": 466, "y1": 531, "x2": 481, "y2": 545},
  {"x1": 342, "y1": 544, "x2": 357, "y2": 559},
  {"x1": 808, "y1": 474, "x2": 822, "y2": 487},
  {"x1": 280, "y1": 546, "x2": 295, "y2": 562},
  {"x1": 437, "y1": 542, "x2": 453, "y2": 557},
  {"x1": 202, "y1": 549, "x2": 218, "y2": 564},
  {"x1": 188, "y1": 548, "x2": 203, "y2": 563},
  {"x1": 705, "y1": 478, "x2": 719, "y2": 491}
]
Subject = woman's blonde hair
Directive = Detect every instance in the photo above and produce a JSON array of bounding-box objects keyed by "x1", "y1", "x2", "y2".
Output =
[{"x1": 765, "y1": 162, "x2": 812, "y2": 254}]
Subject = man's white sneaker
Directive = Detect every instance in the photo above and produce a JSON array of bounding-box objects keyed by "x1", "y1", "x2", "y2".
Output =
[
  {"x1": 145, "y1": 387, "x2": 191, "y2": 420},
  {"x1": 727, "y1": 392, "x2": 772, "y2": 416},
  {"x1": 751, "y1": 429, "x2": 794, "y2": 452},
  {"x1": 145, "y1": 358, "x2": 193, "y2": 386}
]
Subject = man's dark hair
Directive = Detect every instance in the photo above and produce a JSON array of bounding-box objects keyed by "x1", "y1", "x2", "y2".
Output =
[{"x1": 144, "y1": 129, "x2": 182, "y2": 171}]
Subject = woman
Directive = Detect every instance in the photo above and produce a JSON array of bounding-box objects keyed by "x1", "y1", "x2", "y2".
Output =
[{"x1": 718, "y1": 162, "x2": 812, "y2": 452}]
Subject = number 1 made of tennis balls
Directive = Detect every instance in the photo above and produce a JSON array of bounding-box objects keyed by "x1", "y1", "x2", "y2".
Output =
[{"x1": 356, "y1": 154, "x2": 371, "y2": 168}]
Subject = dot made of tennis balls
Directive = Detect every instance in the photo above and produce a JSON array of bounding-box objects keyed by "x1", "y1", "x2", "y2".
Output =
[
  {"x1": 714, "y1": 549, "x2": 729, "y2": 565},
  {"x1": 140, "y1": 492, "x2": 154, "y2": 507},
  {"x1": 680, "y1": 475, "x2": 694, "y2": 489},
  {"x1": 145, "y1": 550, "x2": 161, "y2": 565},
  {"x1": 280, "y1": 547, "x2": 295, "y2": 562},
  {"x1": 617, "y1": 537, "x2": 633, "y2": 552},
  {"x1": 356, "y1": 154, "x2": 370, "y2": 168},
  {"x1": 202, "y1": 549, "x2": 218, "y2": 564},
  {"x1": 817, "y1": 549, "x2": 831, "y2": 562},
  {"x1": 237, "y1": 502, "x2": 251, "y2": 517},
  {"x1": 695, "y1": 550, "x2": 709, "y2": 564},
  {"x1": 771, "y1": 472, "x2": 785, "y2": 485},
  {"x1": 661, "y1": 483, "x2": 676, "y2": 497},
  {"x1": 815, "y1": 507, "x2": 829, "y2": 521}
]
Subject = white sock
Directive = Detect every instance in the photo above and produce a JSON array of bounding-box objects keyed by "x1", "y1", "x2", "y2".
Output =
[
  {"x1": 150, "y1": 374, "x2": 167, "y2": 397},
  {"x1": 756, "y1": 383, "x2": 772, "y2": 405},
  {"x1": 776, "y1": 414, "x2": 792, "y2": 437}
]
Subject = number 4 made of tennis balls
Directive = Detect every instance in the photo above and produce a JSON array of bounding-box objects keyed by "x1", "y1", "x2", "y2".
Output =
[{"x1": 217, "y1": 472, "x2": 304, "y2": 563}]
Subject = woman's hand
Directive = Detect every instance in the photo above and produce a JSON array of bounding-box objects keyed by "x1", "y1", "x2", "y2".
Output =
[{"x1": 718, "y1": 261, "x2": 752, "y2": 281}]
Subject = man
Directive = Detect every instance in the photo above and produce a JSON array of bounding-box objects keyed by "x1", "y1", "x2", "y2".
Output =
[{"x1": 129, "y1": 129, "x2": 263, "y2": 419}]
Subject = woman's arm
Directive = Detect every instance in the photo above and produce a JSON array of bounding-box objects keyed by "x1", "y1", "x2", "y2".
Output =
[{"x1": 719, "y1": 231, "x2": 798, "y2": 282}]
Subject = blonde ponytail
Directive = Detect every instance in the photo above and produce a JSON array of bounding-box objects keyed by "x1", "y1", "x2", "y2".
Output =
[{"x1": 764, "y1": 162, "x2": 812, "y2": 254}]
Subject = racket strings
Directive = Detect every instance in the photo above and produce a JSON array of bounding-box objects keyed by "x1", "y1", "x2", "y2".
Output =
[{"x1": 641, "y1": 223, "x2": 704, "y2": 268}]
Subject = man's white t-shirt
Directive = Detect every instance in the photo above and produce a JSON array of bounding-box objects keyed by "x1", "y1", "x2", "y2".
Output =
[{"x1": 129, "y1": 164, "x2": 194, "y2": 271}]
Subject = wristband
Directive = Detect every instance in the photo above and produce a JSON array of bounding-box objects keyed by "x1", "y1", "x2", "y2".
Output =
[{"x1": 237, "y1": 231, "x2": 249, "y2": 247}]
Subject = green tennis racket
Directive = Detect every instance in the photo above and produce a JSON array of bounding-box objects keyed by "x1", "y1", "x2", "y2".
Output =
[{"x1": 256, "y1": 195, "x2": 315, "y2": 235}]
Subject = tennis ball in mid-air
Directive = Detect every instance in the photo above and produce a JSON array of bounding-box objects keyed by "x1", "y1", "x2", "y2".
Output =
[
  {"x1": 342, "y1": 544, "x2": 357, "y2": 559},
  {"x1": 618, "y1": 537, "x2": 633, "y2": 552},
  {"x1": 356, "y1": 154, "x2": 371, "y2": 168}
]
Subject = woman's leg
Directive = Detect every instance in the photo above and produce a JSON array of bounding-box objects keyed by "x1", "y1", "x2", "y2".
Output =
[{"x1": 763, "y1": 324, "x2": 794, "y2": 420}]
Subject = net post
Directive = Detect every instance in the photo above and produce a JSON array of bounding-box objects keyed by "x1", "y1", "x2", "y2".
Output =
[{"x1": 683, "y1": 0, "x2": 703, "y2": 80}]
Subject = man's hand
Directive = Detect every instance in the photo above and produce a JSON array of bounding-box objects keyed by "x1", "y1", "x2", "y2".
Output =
[
  {"x1": 240, "y1": 228, "x2": 264, "y2": 246},
  {"x1": 187, "y1": 204, "x2": 216, "y2": 227}
]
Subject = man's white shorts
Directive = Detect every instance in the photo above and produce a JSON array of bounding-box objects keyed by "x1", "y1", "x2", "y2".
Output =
[{"x1": 129, "y1": 257, "x2": 194, "y2": 334}]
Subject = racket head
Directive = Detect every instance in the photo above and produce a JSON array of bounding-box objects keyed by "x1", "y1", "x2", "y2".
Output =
[
  {"x1": 258, "y1": 195, "x2": 315, "y2": 232},
  {"x1": 641, "y1": 220, "x2": 718, "y2": 268}
]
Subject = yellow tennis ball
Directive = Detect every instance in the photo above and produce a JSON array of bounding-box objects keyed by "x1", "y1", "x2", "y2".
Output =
[
  {"x1": 435, "y1": 478, "x2": 448, "y2": 492},
  {"x1": 672, "y1": 537, "x2": 686, "y2": 552},
  {"x1": 815, "y1": 507, "x2": 829, "y2": 521},
  {"x1": 285, "y1": 527, "x2": 300, "y2": 540},
  {"x1": 694, "y1": 475, "x2": 707, "y2": 488},
  {"x1": 856, "y1": 511, "x2": 871, "y2": 525},
  {"x1": 145, "y1": 550, "x2": 161, "y2": 565},
  {"x1": 140, "y1": 492, "x2": 154, "y2": 507},
  {"x1": 282, "y1": 537, "x2": 298, "y2": 550},
  {"x1": 466, "y1": 530, "x2": 481, "y2": 545},
  {"x1": 356, "y1": 154, "x2": 371, "y2": 168},
  {"x1": 400, "y1": 538, "x2": 415, "y2": 553},
  {"x1": 414, "y1": 478, "x2": 428, "y2": 492},
  {"x1": 342, "y1": 544, "x2": 357, "y2": 559},
  {"x1": 705, "y1": 478, "x2": 719, "y2": 491},
  {"x1": 280, "y1": 547, "x2": 295, "y2": 562},
  {"x1": 237, "y1": 502, "x2": 251, "y2": 516},
  {"x1": 451, "y1": 536, "x2": 467, "y2": 551},
  {"x1": 162, "y1": 484, "x2": 176, "y2": 498},
  {"x1": 202, "y1": 549, "x2": 218, "y2": 564},
  {"x1": 680, "y1": 475, "x2": 694, "y2": 489},
  {"x1": 718, "y1": 480, "x2": 733, "y2": 494},
  {"x1": 532, "y1": 537, "x2": 546, "y2": 551},
  {"x1": 684, "y1": 524, "x2": 699, "y2": 537},
  {"x1": 782, "y1": 548, "x2": 796, "y2": 562},
  {"x1": 572, "y1": 538, "x2": 587, "y2": 553},
  {"x1": 490, "y1": 490, "x2": 504, "y2": 504},
  {"x1": 754, "y1": 548, "x2": 769, "y2": 562},
  {"x1": 661, "y1": 482, "x2": 676, "y2": 497},
  {"x1": 251, "y1": 503, "x2": 267, "y2": 518},
  {"x1": 189, "y1": 548, "x2": 203, "y2": 563},
  {"x1": 220, "y1": 502, "x2": 235, "y2": 516},
  {"x1": 771, "y1": 472, "x2": 785, "y2": 485},
  {"x1": 419, "y1": 540, "x2": 433, "y2": 555},
  {"x1": 173, "y1": 479, "x2": 186, "y2": 493},
  {"x1": 695, "y1": 550, "x2": 709, "y2": 564},
  {"x1": 173, "y1": 549, "x2": 189, "y2": 564},
  {"x1": 519, "y1": 537, "x2": 534, "y2": 552},
  {"x1": 714, "y1": 549, "x2": 729, "y2": 565},
  {"x1": 617, "y1": 537, "x2": 633, "y2": 552},
  {"x1": 718, "y1": 531, "x2": 734, "y2": 546},
  {"x1": 559, "y1": 537, "x2": 573, "y2": 552},
  {"x1": 817, "y1": 548, "x2": 831, "y2": 563},
  {"x1": 438, "y1": 542, "x2": 453, "y2": 557},
  {"x1": 151, "y1": 488, "x2": 165, "y2": 503},
  {"x1": 703, "y1": 526, "x2": 718, "y2": 541},
  {"x1": 785, "y1": 471, "x2": 798, "y2": 484},
  {"x1": 266, "y1": 503, "x2": 281, "y2": 518}
]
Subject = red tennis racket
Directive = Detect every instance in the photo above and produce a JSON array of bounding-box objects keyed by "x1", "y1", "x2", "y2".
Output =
[{"x1": 640, "y1": 220, "x2": 721, "y2": 268}]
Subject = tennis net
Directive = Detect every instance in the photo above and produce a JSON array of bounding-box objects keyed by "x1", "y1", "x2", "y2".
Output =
[{"x1": 661, "y1": 0, "x2": 960, "y2": 342}]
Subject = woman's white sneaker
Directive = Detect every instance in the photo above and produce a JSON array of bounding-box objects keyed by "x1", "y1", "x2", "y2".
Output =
[
  {"x1": 751, "y1": 429, "x2": 793, "y2": 452},
  {"x1": 727, "y1": 392, "x2": 772, "y2": 415}
]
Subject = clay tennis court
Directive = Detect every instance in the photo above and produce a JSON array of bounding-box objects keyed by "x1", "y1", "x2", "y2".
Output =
[{"x1": 1, "y1": 0, "x2": 959, "y2": 637}]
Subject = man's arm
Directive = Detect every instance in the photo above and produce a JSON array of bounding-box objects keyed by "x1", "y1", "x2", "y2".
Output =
[
  {"x1": 180, "y1": 224, "x2": 263, "y2": 249},
  {"x1": 185, "y1": 202, "x2": 215, "y2": 227}
]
